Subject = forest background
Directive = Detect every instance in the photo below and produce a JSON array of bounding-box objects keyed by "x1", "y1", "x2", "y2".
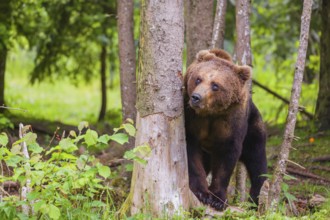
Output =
[{"x1": 0, "y1": 0, "x2": 329, "y2": 219}]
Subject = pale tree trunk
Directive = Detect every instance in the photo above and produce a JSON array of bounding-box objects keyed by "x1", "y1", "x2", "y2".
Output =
[
  {"x1": 211, "y1": 0, "x2": 227, "y2": 49},
  {"x1": 315, "y1": 0, "x2": 330, "y2": 131},
  {"x1": 129, "y1": 0, "x2": 190, "y2": 217},
  {"x1": 234, "y1": 0, "x2": 252, "y2": 203},
  {"x1": 117, "y1": 0, "x2": 137, "y2": 123},
  {"x1": 266, "y1": 0, "x2": 313, "y2": 210},
  {"x1": 98, "y1": 45, "x2": 107, "y2": 122},
  {"x1": 185, "y1": 0, "x2": 213, "y2": 66}
]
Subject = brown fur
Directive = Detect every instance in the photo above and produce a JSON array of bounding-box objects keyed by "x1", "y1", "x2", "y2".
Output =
[{"x1": 184, "y1": 49, "x2": 267, "y2": 210}]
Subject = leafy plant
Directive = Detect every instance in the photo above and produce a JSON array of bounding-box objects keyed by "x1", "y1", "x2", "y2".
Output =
[{"x1": 0, "y1": 120, "x2": 148, "y2": 220}]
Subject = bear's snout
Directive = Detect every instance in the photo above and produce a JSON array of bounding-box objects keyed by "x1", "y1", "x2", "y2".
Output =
[{"x1": 191, "y1": 93, "x2": 202, "y2": 106}]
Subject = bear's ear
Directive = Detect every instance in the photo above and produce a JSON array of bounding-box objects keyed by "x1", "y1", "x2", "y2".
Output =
[
  {"x1": 196, "y1": 49, "x2": 233, "y2": 63},
  {"x1": 235, "y1": 65, "x2": 251, "y2": 81},
  {"x1": 196, "y1": 50, "x2": 213, "y2": 62},
  {"x1": 209, "y1": 49, "x2": 233, "y2": 62}
]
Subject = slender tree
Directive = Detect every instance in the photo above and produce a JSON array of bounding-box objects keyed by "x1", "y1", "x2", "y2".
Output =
[
  {"x1": 0, "y1": 0, "x2": 11, "y2": 112},
  {"x1": 235, "y1": 0, "x2": 253, "y2": 202},
  {"x1": 185, "y1": 0, "x2": 214, "y2": 65},
  {"x1": 129, "y1": 0, "x2": 190, "y2": 217},
  {"x1": 266, "y1": 0, "x2": 313, "y2": 209},
  {"x1": 98, "y1": 45, "x2": 107, "y2": 122},
  {"x1": 117, "y1": 0, "x2": 137, "y2": 142},
  {"x1": 211, "y1": 0, "x2": 227, "y2": 49},
  {"x1": 315, "y1": 0, "x2": 330, "y2": 130}
]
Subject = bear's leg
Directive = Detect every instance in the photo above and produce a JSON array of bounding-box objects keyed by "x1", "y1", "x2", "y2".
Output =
[
  {"x1": 187, "y1": 141, "x2": 211, "y2": 205},
  {"x1": 241, "y1": 123, "x2": 267, "y2": 205},
  {"x1": 209, "y1": 147, "x2": 241, "y2": 210}
]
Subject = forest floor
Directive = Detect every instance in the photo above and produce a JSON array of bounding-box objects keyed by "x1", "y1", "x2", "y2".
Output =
[{"x1": 1, "y1": 117, "x2": 330, "y2": 219}]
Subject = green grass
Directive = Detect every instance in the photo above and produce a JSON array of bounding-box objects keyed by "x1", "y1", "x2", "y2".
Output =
[{"x1": 5, "y1": 49, "x2": 122, "y2": 126}]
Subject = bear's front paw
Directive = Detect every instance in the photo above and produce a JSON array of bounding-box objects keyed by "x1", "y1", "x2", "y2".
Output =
[
  {"x1": 193, "y1": 191, "x2": 213, "y2": 205},
  {"x1": 209, "y1": 197, "x2": 228, "y2": 211}
]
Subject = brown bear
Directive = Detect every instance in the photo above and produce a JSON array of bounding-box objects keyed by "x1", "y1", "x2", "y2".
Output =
[{"x1": 184, "y1": 49, "x2": 267, "y2": 210}]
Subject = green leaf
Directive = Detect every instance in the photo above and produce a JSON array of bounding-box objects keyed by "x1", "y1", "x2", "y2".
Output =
[
  {"x1": 27, "y1": 191, "x2": 41, "y2": 201},
  {"x1": 69, "y1": 130, "x2": 77, "y2": 137},
  {"x1": 48, "y1": 204, "x2": 61, "y2": 220},
  {"x1": 59, "y1": 138, "x2": 78, "y2": 152},
  {"x1": 24, "y1": 132, "x2": 37, "y2": 145},
  {"x1": 109, "y1": 133, "x2": 128, "y2": 145},
  {"x1": 0, "y1": 132, "x2": 8, "y2": 146},
  {"x1": 78, "y1": 121, "x2": 89, "y2": 132},
  {"x1": 6, "y1": 155, "x2": 23, "y2": 167},
  {"x1": 33, "y1": 200, "x2": 46, "y2": 212},
  {"x1": 125, "y1": 163, "x2": 133, "y2": 171},
  {"x1": 134, "y1": 144, "x2": 151, "y2": 158},
  {"x1": 90, "y1": 200, "x2": 106, "y2": 207},
  {"x1": 97, "y1": 165, "x2": 111, "y2": 179},
  {"x1": 126, "y1": 118, "x2": 134, "y2": 124},
  {"x1": 30, "y1": 154, "x2": 42, "y2": 164},
  {"x1": 13, "y1": 132, "x2": 37, "y2": 146},
  {"x1": 98, "y1": 134, "x2": 111, "y2": 145},
  {"x1": 123, "y1": 123, "x2": 136, "y2": 136},
  {"x1": 85, "y1": 129, "x2": 98, "y2": 146},
  {"x1": 28, "y1": 142, "x2": 43, "y2": 154},
  {"x1": 11, "y1": 144, "x2": 22, "y2": 155}
]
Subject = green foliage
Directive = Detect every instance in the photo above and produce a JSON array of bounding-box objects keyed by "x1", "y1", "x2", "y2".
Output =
[
  {"x1": 0, "y1": 114, "x2": 14, "y2": 130},
  {"x1": 0, "y1": 121, "x2": 147, "y2": 220}
]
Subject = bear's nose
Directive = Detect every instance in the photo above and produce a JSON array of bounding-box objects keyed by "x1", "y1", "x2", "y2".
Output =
[{"x1": 191, "y1": 93, "x2": 202, "y2": 105}]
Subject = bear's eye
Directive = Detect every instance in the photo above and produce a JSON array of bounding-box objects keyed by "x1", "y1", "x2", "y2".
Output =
[
  {"x1": 195, "y1": 78, "x2": 202, "y2": 85},
  {"x1": 211, "y1": 83, "x2": 219, "y2": 91}
]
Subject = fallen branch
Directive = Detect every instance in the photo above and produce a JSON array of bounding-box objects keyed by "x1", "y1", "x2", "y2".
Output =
[
  {"x1": 286, "y1": 166, "x2": 330, "y2": 184},
  {"x1": 310, "y1": 166, "x2": 330, "y2": 172},
  {"x1": 252, "y1": 79, "x2": 313, "y2": 120},
  {"x1": 311, "y1": 155, "x2": 330, "y2": 162}
]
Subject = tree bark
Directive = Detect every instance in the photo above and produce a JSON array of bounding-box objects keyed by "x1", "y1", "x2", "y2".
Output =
[
  {"x1": 0, "y1": 46, "x2": 6, "y2": 113},
  {"x1": 315, "y1": 0, "x2": 330, "y2": 130},
  {"x1": 98, "y1": 45, "x2": 107, "y2": 122},
  {"x1": 211, "y1": 0, "x2": 227, "y2": 49},
  {"x1": 117, "y1": 0, "x2": 137, "y2": 124},
  {"x1": 267, "y1": 0, "x2": 313, "y2": 210},
  {"x1": 130, "y1": 0, "x2": 190, "y2": 217},
  {"x1": 235, "y1": 0, "x2": 252, "y2": 202},
  {"x1": 185, "y1": 0, "x2": 214, "y2": 66}
]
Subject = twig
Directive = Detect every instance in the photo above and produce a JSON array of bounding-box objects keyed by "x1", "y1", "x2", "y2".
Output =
[
  {"x1": 286, "y1": 159, "x2": 306, "y2": 170},
  {"x1": 0, "y1": 105, "x2": 28, "y2": 112}
]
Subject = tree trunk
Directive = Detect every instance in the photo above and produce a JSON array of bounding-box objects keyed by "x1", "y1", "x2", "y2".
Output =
[
  {"x1": 235, "y1": 0, "x2": 252, "y2": 202},
  {"x1": 0, "y1": 46, "x2": 6, "y2": 113},
  {"x1": 129, "y1": 0, "x2": 190, "y2": 217},
  {"x1": 0, "y1": 1, "x2": 10, "y2": 113},
  {"x1": 211, "y1": 0, "x2": 227, "y2": 49},
  {"x1": 315, "y1": 0, "x2": 330, "y2": 130},
  {"x1": 185, "y1": 0, "x2": 214, "y2": 66},
  {"x1": 98, "y1": 45, "x2": 107, "y2": 122},
  {"x1": 118, "y1": 0, "x2": 136, "y2": 123},
  {"x1": 267, "y1": 0, "x2": 313, "y2": 210}
]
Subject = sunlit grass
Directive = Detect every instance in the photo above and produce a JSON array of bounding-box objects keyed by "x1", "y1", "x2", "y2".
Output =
[{"x1": 5, "y1": 49, "x2": 121, "y2": 125}]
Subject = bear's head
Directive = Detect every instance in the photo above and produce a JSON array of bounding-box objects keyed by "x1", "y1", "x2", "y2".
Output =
[{"x1": 184, "y1": 49, "x2": 251, "y2": 115}]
